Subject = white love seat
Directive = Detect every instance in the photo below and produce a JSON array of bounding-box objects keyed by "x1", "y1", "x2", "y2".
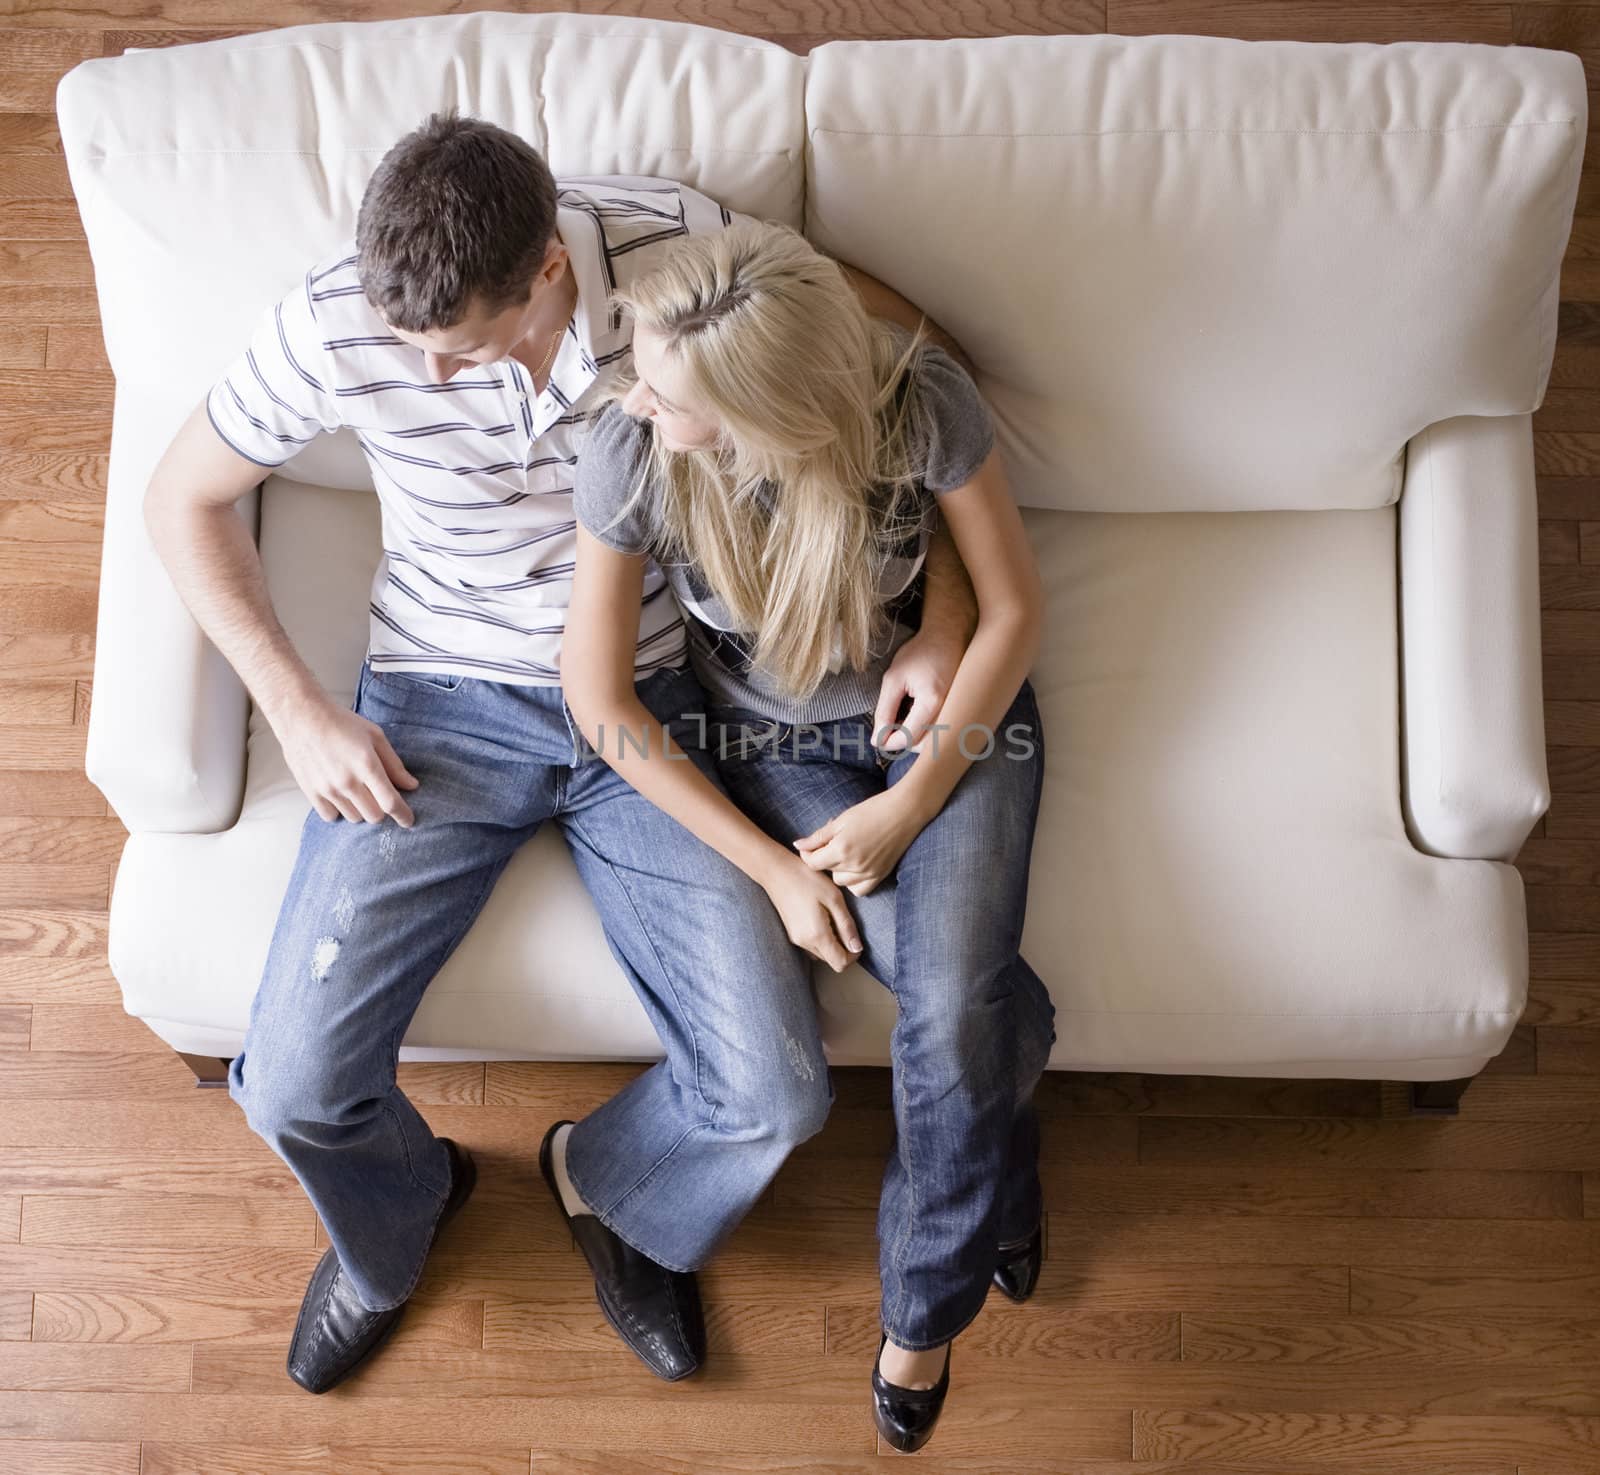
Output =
[{"x1": 56, "y1": 15, "x2": 1581, "y2": 1095}]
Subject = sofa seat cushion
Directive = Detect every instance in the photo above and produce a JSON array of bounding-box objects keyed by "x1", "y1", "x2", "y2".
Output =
[{"x1": 109, "y1": 479, "x2": 1525, "y2": 1072}]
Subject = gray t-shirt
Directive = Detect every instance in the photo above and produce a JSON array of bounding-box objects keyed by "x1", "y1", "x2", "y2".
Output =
[{"x1": 572, "y1": 329, "x2": 995, "y2": 724}]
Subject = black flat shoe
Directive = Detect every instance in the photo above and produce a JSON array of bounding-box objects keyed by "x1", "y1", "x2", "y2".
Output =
[
  {"x1": 993, "y1": 1222, "x2": 1044, "y2": 1303},
  {"x1": 872, "y1": 1333, "x2": 951, "y2": 1454},
  {"x1": 538, "y1": 1119, "x2": 706, "y2": 1382},
  {"x1": 287, "y1": 1136, "x2": 476, "y2": 1394}
]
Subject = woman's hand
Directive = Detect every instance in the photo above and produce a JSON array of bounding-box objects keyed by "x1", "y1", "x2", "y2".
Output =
[
  {"x1": 759, "y1": 853, "x2": 864, "y2": 973},
  {"x1": 793, "y1": 786, "x2": 931, "y2": 896}
]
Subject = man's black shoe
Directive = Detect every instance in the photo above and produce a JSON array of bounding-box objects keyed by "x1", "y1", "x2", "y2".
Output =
[
  {"x1": 539, "y1": 1119, "x2": 706, "y2": 1381},
  {"x1": 286, "y1": 1136, "x2": 477, "y2": 1394}
]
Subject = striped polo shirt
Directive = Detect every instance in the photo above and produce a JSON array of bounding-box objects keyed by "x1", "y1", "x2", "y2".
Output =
[{"x1": 205, "y1": 175, "x2": 741, "y2": 687}]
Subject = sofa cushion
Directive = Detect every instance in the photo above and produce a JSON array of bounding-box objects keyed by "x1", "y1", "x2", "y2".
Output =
[
  {"x1": 108, "y1": 478, "x2": 1525, "y2": 1072},
  {"x1": 805, "y1": 35, "x2": 1584, "y2": 514}
]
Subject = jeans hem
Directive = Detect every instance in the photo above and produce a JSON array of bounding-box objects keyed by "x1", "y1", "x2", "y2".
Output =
[
  {"x1": 564, "y1": 1134, "x2": 700, "y2": 1276},
  {"x1": 880, "y1": 1285, "x2": 991, "y2": 1354}
]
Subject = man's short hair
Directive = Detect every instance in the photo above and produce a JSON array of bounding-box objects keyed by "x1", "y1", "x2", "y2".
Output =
[{"x1": 356, "y1": 110, "x2": 559, "y2": 332}]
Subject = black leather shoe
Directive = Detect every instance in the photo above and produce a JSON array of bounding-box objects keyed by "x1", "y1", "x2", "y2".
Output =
[
  {"x1": 872, "y1": 1334, "x2": 951, "y2": 1454},
  {"x1": 993, "y1": 1222, "x2": 1044, "y2": 1303},
  {"x1": 286, "y1": 1136, "x2": 476, "y2": 1394},
  {"x1": 538, "y1": 1119, "x2": 705, "y2": 1382}
]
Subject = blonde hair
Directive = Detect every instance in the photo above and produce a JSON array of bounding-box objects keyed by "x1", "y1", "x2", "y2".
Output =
[{"x1": 605, "y1": 220, "x2": 934, "y2": 702}]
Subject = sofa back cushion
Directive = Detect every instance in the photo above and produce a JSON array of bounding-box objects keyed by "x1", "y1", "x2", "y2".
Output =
[
  {"x1": 56, "y1": 13, "x2": 807, "y2": 489},
  {"x1": 805, "y1": 35, "x2": 1585, "y2": 512}
]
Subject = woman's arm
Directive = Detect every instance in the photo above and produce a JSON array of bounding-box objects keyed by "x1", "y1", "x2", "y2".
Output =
[
  {"x1": 560, "y1": 527, "x2": 864, "y2": 970},
  {"x1": 795, "y1": 448, "x2": 1043, "y2": 888}
]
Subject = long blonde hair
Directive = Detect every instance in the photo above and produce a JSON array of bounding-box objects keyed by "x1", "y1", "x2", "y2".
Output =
[{"x1": 605, "y1": 220, "x2": 934, "y2": 702}]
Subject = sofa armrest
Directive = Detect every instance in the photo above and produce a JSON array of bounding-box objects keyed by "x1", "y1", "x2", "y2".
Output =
[
  {"x1": 85, "y1": 388, "x2": 257, "y2": 835},
  {"x1": 1398, "y1": 414, "x2": 1549, "y2": 861}
]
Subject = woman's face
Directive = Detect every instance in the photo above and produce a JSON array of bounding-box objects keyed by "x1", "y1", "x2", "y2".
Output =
[{"x1": 621, "y1": 324, "x2": 724, "y2": 452}]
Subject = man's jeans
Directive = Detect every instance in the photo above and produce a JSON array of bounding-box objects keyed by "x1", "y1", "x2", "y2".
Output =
[
  {"x1": 230, "y1": 661, "x2": 830, "y2": 1312},
  {"x1": 708, "y1": 679, "x2": 1056, "y2": 1350}
]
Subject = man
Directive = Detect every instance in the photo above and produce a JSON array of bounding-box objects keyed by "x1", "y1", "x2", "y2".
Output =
[{"x1": 144, "y1": 112, "x2": 977, "y2": 1395}]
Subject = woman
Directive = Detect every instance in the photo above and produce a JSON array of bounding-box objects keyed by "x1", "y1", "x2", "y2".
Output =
[{"x1": 560, "y1": 220, "x2": 1055, "y2": 1452}]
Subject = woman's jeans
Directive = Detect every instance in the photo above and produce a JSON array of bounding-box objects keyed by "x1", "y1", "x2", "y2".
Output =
[
  {"x1": 230, "y1": 661, "x2": 830, "y2": 1312},
  {"x1": 708, "y1": 679, "x2": 1056, "y2": 1350}
]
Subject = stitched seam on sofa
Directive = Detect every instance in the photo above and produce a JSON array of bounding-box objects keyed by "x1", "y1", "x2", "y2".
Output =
[
  {"x1": 101, "y1": 26, "x2": 798, "y2": 61},
  {"x1": 1428, "y1": 421, "x2": 1444, "y2": 810},
  {"x1": 79, "y1": 145, "x2": 800, "y2": 163},
  {"x1": 807, "y1": 120, "x2": 1582, "y2": 141}
]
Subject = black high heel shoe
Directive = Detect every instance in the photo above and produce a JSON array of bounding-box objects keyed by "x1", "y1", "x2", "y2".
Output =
[
  {"x1": 993, "y1": 1222, "x2": 1044, "y2": 1303},
  {"x1": 872, "y1": 1333, "x2": 951, "y2": 1454}
]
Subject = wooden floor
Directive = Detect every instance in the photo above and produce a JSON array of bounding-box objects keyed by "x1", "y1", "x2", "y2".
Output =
[{"x1": 3, "y1": 1, "x2": 1600, "y2": 1471}]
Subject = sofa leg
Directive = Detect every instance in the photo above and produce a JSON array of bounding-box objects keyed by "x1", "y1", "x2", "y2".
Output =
[
  {"x1": 176, "y1": 1051, "x2": 232, "y2": 1089},
  {"x1": 1409, "y1": 1076, "x2": 1475, "y2": 1116}
]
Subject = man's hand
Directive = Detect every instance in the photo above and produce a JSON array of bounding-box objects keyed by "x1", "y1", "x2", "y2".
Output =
[
  {"x1": 875, "y1": 516, "x2": 977, "y2": 753},
  {"x1": 276, "y1": 692, "x2": 420, "y2": 827},
  {"x1": 874, "y1": 630, "x2": 959, "y2": 755}
]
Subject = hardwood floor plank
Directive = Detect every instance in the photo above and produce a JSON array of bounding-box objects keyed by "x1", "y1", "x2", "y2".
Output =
[
  {"x1": 0, "y1": 454, "x2": 106, "y2": 503},
  {"x1": 0, "y1": 1445, "x2": 138, "y2": 1475},
  {"x1": 0, "y1": 685, "x2": 75, "y2": 726},
  {"x1": 1180, "y1": 1312, "x2": 1600, "y2": 1365},
  {"x1": 0, "y1": 635, "x2": 95, "y2": 679},
  {"x1": 1137, "y1": 1116, "x2": 1600, "y2": 1172},
  {"x1": 12, "y1": 2, "x2": 1102, "y2": 37},
  {"x1": 1035, "y1": 1165, "x2": 1583, "y2": 1220},
  {"x1": 0, "y1": 30, "x2": 103, "y2": 112},
  {"x1": 20, "y1": 1194, "x2": 314, "y2": 1249},
  {"x1": 0, "y1": 242, "x2": 91, "y2": 286},
  {"x1": 0, "y1": 1149, "x2": 298, "y2": 1198},
  {"x1": 0, "y1": 771, "x2": 106, "y2": 820},
  {"x1": 26, "y1": 1005, "x2": 165, "y2": 1054},
  {"x1": 482, "y1": 1297, "x2": 822, "y2": 1356},
  {"x1": 0, "y1": 1391, "x2": 877, "y2": 1456},
  {"x1": 1133, "y1": 1408, "x2": 1600, "y2": 1465},
  {"x1": 32, "y1": 1291, "x2": 483, "y2": 1349},
  {"x1": 1109, "y1": 1, "x2": 1512, "y2": 43},
  {"x1": 0, "y1": 726, "x2": 91, "y2": 770},
  {"x1": 0, "y1": 326, "x2": 45, "y2": 369},
  {"x1": 529, "y1": 1460, "x2": 1510, "y2": 1475},
  {"x1": 0, "y1": 1297, "x2": 27, "y2": 1342},
  {"x1": 1351, "y1": 1266, "x2": 1600, "y2": 1315},
  {"x1": 0, "y1": 867, "x2": 105, "y2": 910},
  {"x1": 825, "y1": 1303, "x2": 1180, "y2": 1360},
  {"x1": 0, "y1": 1050, "x2": 194, "y2": 1097},
  {"x1": 0, "y1": 1007, "x2": 27, "y2": 1051},
  {"x1": 0, "y1": 1343, "x2": 187, "y2": 1393},
  {"x1": 142, "y1": 1449, "x2": 527, "y2": 1475},
  {"x1": 1535, "y1": 1024, "x2": 1600, "y2": 1074}
]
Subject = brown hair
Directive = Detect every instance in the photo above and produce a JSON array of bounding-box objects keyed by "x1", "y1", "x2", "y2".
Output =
[{"x1": 356, "y1": 110, "x2": 559, "y2": 332}]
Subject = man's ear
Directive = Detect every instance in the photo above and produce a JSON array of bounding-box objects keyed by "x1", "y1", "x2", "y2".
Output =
[{"x1": 541, "y1": 240, "x2": 570, "y2": 287}]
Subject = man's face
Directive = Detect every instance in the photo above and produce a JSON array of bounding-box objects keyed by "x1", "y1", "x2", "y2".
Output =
[{"x1": 386, "y1": 242, "x2": 569, "y2": 385}]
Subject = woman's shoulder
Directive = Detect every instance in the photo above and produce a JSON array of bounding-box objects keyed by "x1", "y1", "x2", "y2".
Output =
[
  {"x1": 581, "y1": 400, "x2": 655, "y2": 478},
  {"x1": 573, "y1": 402, "x2": 662, "y2": 553},
  {"x1": 885, "y1": 325, "x2": 995, "y2": 494}
]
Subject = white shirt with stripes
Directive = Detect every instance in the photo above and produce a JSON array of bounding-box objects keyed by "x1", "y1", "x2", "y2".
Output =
[{"x1": 206, "y1": 175, "x2": 741, "y2": 687}]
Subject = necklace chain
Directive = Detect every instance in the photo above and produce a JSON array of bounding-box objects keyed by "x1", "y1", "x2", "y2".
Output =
[{"x1": 530, "y1": 273, "x2": 576, "y2": 382}]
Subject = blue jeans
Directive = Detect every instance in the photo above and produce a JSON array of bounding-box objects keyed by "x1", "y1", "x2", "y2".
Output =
[
  {"x1": 230, "y1": 661, "x2": 830, "y2": 1311},
  {"x1": 708, "y1": 678, "x2": 1056, "y2": 1350}
]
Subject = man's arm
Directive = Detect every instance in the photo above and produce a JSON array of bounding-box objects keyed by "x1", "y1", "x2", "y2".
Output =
[
  {"x1": 837, "y1": 261, "x2": 977, "y2": 376},
  {"x1": 872, "y1": 511, "x2": 978, "y2": 752},
  {"x1": 144, "y1": 403, "x2": 418, "y2": 826}
]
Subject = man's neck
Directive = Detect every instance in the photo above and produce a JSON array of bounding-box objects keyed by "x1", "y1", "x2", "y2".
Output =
[{"x1": 511, "y1": 262, "x2": 579, "y2": 377}]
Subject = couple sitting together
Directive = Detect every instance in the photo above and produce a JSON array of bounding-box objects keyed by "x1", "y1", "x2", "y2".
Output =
[{"x1": 147, "y1": 110, "x2": 1054, "y2": 1454}]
